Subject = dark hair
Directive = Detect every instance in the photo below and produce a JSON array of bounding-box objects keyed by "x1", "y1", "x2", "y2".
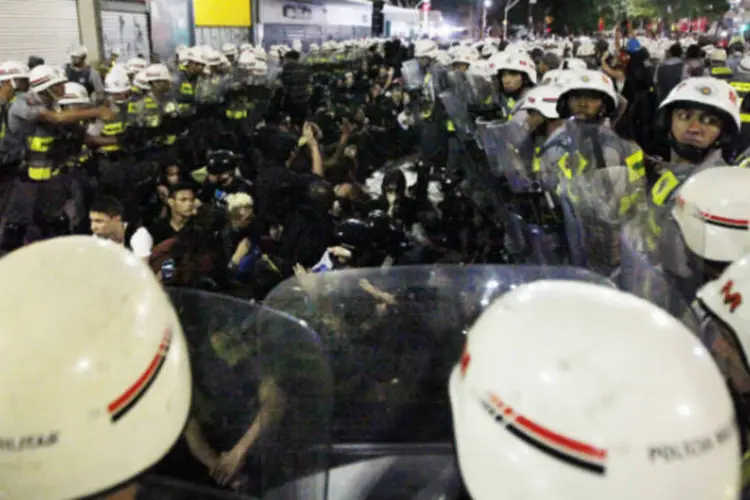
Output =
[
  {"x1": 90, "y1": 196, "x2": 124, "y2": 218},
  {"x1": 685, "y1": 44, "x2": 703, "y2": 60},
  {"x1": 285, "y1": 50, "x2": 301, "y2": 61},
  {"x1": 168, "y1": 182, "x2": 196, "y2": 198},
  {"x1": 667, "y1": 43, "x2": 683, "y2": 59},
  {"x1": 541, "y1": 52, "x2": 561, "y2": 70}
]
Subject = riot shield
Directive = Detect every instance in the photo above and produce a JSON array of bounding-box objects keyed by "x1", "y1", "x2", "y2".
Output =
[
  {"x1": 401, "y1": 59, "x2": 423, "y2": 91},
  {"x1": 263, "y1": 265, "x2": 616, "y2": 498},
  {"x1": 547, "y1": 121, "x2": 647, "y2": 276},
  {"x1": 148, "y1": 288, "x2": 332, "y2": 500},
  {"x1": 476, "y1": 121, "x2": 565, "y2": 264},
  {"x1": 439, "y1": 91, "x2": 473, "y2": 140}
]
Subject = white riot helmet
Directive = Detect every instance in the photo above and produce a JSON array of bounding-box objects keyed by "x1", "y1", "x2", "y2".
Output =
[
  {"x1": 104, "y1": 68, "x2": 131, "y2": 94},
  {"x1": 69, "y1": 45, "x2": 88, "y2": 59},
  {"x1": 556, "y1": 69, "x2": 618, "y2": 119},
  {"x1": 490, "y1": 51, "x2": 538, "y2": 85},
  {"x1": 203, "y1": 48, "x2": 224, "y2": 67},
  {"x1": 28, "y1": 64, "x2": 67, "y2": 94},
  {"x1": 739, "y1": 55, "x2": 750, "y2": 74},
  {"x1": 710, "y1": 48, "x2": 728, "y2": 64},
  {"x1": 452, "y1": 47, "x2": 478, "y2": 66},
  {"x1": 696, "y1": 254, "x2": 750, "y2": 412},
  {"x1": 143, "y1": 63, "x2": 171, "y2": 82},
  {"x1": 237, "y1": 50, "x2": 257, "y2": 69},
  {"x1": 434, "y1": 50, "x2": 452, "y2": 67},
  {"x1": 414, "y1": 39, "x2": 439, "y2": 59},
  {"x1": 0, "y1": 60, "x2": 29, "y2": 82},
  {"x1": 125, "y1": 57, "x2": 148, "y2": 76},
  {"x1": 0, "y1": 237, "x2": 191, "y2": 499},
  {"x1": 450, "y1": 280, "x2": 740, "y2": 500},
  {"x1": 184, "y1": 47, "x2": 206, "y2": 65},
  {"x1": 659, "y1": 77, "x2": 741, "y2": 139},
  {"x1": 672, "y1": 166, "x2": 750, "y2": 264},
  {"x1": 562, "y1": 57, "x2": 588, "y2": 70},
  {"x1": 540, "y1": 68, "x2": 576, "y2": 86},
  {"x1": 518, "y1": 83, "x2": 563, "y2": 119},
  {"x1": 239, "y1": 43, "x2": 253, "y2": 52},
  {"x1": 222, "y1": 42, "x2": 238, "y2": 59},
  {"x1": 481, "y1": 43, "x2": 498, "y2": 58},
  {"x1": 133, "y1": 70, "x2": 150, "y2": 91},
  {"x1": 58, "y1": 82, "x2": 91, "y2": 106},
  {"x1": 252, "y1": 60, "x2": 269, "y2": 77}
]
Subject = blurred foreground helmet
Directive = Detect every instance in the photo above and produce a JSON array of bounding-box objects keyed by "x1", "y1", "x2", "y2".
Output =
[
  {"x1": 672, "y1": 166, "x2": 750, "y2": 264},
  {"x1": 0, "y1": 60, "x2": 29, "y2": 82},
  {"x1": 450, "y1": 280, "x2": 739, "y2": 500},
  {"x1": 0, "y1": 236, "x2": 191, "y2": 499}
]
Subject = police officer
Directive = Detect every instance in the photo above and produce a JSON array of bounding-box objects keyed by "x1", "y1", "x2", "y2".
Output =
[
  {"x1": 1, "y1": 65, "x2": 114, "y2": 250},
  {"x1": 709, "y1": 48, "x2": 734, "y2": 81},
  {"x1": 646, "y1": 77, "x2": 741, "y2": 254},
  {"x1": 91, "y1": 69, "x2": 134, "y2": 198},
  {"x1": 174, "y1": 47, "x2": 206, "y2": 114},
  {"x1": 731, "y1": 55, "x2": 750, "y2": 153},
  {"x1": 65, "y1": 45, "x2": 104, "y2": 100}
]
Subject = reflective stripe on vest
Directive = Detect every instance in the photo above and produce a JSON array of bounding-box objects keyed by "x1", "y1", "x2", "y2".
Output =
[
  {"x1": 99, "y1": 120, "x2": 125, "y2": 152},
  {"x1": 712, "y1": 67, "x2": 733, "y2": 76},
  {"x1": 226, "y1": 109, "x2": 248, "y2": 119}
]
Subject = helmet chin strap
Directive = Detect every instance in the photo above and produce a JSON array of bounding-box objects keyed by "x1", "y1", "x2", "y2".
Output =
[{"x1": 668, "y1": 132, "x2": 715, "y2": 164}]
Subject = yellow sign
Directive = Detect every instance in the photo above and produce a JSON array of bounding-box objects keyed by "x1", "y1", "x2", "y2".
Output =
[{"x1": 193, "y1": 0, "x2": 252, "y2": 27}]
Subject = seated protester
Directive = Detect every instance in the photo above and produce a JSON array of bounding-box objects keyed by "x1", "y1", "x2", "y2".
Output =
[
  {"x1": 198, "y1": 150, "x2": 252, "y2": 209},
  {"x1": 150, "y1": 204, "x2": 224, "y2": 288},
  {"x1": 255, "y1": 122, "x2": 324, "y2": 224},
  {"x1": 274, "y1": 180, "x2": 335, "y2": 277},
  {"x1": 366, "y1": 169, "x2": 418, "y2": 228},
  {"x1": 147, "y1": 182, "x2": 196, "y2": 247},
  {"x1": 221, "y1": 193, "x2": 261, "y2": 283},
  {"x1": 146, "y1": 159, "x2": 192, "y2": 224},
  {"x1": 89, "y1": 195, "x2": 152, "y2": 259}
]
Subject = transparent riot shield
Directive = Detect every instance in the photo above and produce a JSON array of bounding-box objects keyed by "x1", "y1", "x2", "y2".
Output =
[
  {"x1": 476, "y1": 121, "x2": 564, "y2": 264},
  {"x1": 263, "y1": 265, "x2": 616, "y2": 499},
  {"x1": 401, "y1": 59, "x2": 423, "y2": 91},
  {"x1": 439, "y1": 91, "x2": 473, "y2": 140},
  {"x1": 547, "y1": 120, "x2": 647, "y2": 276},
  {"x1": 144, "y1": 288, "x2": 332, "y2": 500},
  {"x1": 465, "y1": 71, "x2": 494, "y2": 110}
]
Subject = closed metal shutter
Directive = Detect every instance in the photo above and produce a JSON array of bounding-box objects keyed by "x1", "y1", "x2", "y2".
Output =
[
  {"x1": 0, "y1": 0, "x2": 80, "y2": 67},
  {"x1": 195, "y1": 27, "x2": 251, "y2": 48},
  {"x1": 101, "y1": 10, "x2": 151, "y2": 61}
]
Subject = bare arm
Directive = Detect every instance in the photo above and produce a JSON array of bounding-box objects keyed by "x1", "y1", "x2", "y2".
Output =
[{"x1": 39, "y1": 107, "x2": 106, "y2": 125}]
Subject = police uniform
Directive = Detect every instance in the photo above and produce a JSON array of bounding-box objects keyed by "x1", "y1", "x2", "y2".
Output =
[
  {"x1": 174, "y1": 70, "x2": 198, "y2": 114},
  {"x1": 2, "y1": 93, "x2": 76, "y2": 240}
]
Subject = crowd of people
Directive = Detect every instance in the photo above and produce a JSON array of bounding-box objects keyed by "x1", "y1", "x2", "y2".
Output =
[{"x1": 4, "y1": 26, "x2": 750, "y2": 499}]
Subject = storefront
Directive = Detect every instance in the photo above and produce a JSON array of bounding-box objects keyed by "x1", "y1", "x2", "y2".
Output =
[
  {"x1": 193, "y1": 0, "x2": 252, "y2": 47},
  {"x1": 101, "y1": 0, "x2": 152, "y2": 60},
  {"x1": 258, "y1": 0, "x2": 371, "y2": 49}
]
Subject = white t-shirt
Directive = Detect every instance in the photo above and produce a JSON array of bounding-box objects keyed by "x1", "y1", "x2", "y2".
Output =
[{"x1": 126, "y1": 225, "x2": 154, "y2": 259}]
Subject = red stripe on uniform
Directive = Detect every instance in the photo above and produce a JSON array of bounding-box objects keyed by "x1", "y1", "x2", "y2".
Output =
[{"x1": 107, "y1": 329, "x2": 171, "y2": 414}]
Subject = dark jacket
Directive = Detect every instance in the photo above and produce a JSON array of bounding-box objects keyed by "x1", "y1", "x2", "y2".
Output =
[{"x1": 280, "y1": 61, "x2": 310, "y2": 106}]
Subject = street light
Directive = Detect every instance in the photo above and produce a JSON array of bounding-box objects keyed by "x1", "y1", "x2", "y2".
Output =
[{"x1": 482, "y1": 0, "x2": 491, "y2": 38}]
